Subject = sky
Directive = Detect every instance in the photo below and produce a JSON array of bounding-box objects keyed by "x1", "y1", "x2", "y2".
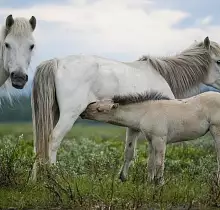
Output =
[{"x1": 0, "y1": 0, "x2": 220, "y2": 95}]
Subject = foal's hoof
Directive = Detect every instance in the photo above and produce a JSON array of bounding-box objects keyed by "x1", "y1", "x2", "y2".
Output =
[
  {"x1": 154, "y1": 178, "x2": 165, "y2": 186},
  {"x1": 119, "y1": 172, "x2": 127, "y2": 182}
]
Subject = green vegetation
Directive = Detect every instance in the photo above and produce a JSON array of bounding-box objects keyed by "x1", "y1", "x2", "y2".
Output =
[
  {"x1": 0, "y1": 123, "x2": 220, "y2": 209},
  {"x1": 0, "y1": 96, "x2": 32, "y2": 122}
]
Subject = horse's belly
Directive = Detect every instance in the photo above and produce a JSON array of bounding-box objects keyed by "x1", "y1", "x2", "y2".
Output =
[{"x1": 168, "y1": 122, "x2": 209, "y2": 143}]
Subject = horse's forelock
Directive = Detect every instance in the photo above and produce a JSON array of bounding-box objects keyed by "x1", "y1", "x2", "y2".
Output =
[{"x1": 2, "y1": 17, "x2": 33, "y2": 39}]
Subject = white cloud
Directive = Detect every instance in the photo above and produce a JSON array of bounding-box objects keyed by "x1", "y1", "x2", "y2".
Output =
[
  {"x1": 0, "y1": 0, "x2": 220, "y2": 65},
  {"x1": 200, "y1": 16, "x2": 213, "y2": 25}
]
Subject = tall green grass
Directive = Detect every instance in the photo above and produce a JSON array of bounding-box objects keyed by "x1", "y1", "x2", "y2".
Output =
[{"x1": 0, "y1": 123, "x2": 219, "y2": 209}]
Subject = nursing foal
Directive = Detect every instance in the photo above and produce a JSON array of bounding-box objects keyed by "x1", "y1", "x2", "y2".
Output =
[{"x1": 81, "y1": 91, "x2": 220, "y2": 184}]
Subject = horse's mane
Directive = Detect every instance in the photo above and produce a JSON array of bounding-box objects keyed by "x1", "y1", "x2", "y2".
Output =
[
  {"x1": 112, "y1": 91, "x2": 170, "y2": 105},
  {"x1": 138, "y1": 40, "x2": 220, "y2": 98}
]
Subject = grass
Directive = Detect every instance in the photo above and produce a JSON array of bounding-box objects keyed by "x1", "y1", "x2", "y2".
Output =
[{"x1": 0, "y1": 122, "x2": 220, "y2": 209}]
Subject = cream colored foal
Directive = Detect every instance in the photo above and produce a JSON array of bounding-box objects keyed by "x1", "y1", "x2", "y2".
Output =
[{"x1": 81, "y1": 91, "x2": 220, "y2": 184}]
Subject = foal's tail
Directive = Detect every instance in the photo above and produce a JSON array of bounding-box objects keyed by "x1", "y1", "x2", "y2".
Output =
[{"x1": 31, "y1": 59, "x2": 59, "y2": 165}]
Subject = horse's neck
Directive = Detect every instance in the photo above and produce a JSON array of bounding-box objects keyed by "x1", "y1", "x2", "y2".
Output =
[
  {"x1": 127, "y1": 60, "x2": 201, "y2": 99},
  {"x1": 176, "y1": 86, "x2": 200, "y2": 99},
  {"x1": 0, "y1": 40, "x2": 9, "y2": 87},
  {"x1": 111, "y1": 105, "x2": 144, "y2": 129},
  {"x1": 125, "y1": 60, "x2": 173, "y2": 90}
]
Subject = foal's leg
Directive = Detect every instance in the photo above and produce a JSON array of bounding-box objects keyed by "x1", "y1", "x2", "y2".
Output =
[
  {"x1": 151, "y1": 136, "x2": 166, "y2": 185},
  {"x1": 119, "y1": 128, "x2": 140, "y2": 182},
  {"x1": 210, "y1": 125, "x2": 220, "y2": 182},
  {"x1": 147, "y1": 141, "x2": 155, "y2": 182}
]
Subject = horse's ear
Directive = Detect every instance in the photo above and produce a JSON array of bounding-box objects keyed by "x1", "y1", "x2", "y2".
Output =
[
  {"x1": 29, "y1": 16, "x2": 36, "y2": 31},
  {"x1": 204, "y1": 36, "x2": 210, "y2": 50},
  {"x1": 6, "y1": 14, "x2": 14, "y2": 30}
]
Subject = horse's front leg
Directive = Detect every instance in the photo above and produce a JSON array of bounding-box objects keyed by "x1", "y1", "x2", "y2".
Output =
[
  {"x1": 151, "y1": 136, "x2": 167, "y2": 185},
  {"x1": 119, "y1": 128, "x2": 140, "y2": 182}
]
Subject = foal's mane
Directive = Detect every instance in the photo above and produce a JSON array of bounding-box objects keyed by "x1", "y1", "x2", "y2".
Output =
[
  {"x1": 113, "y1": 91, "x2": 170, "y2": 105},
  {"x1": 138, "y1": 40, "x2": 220, "y2": 98}
]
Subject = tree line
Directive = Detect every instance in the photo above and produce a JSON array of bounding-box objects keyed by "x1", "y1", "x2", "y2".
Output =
[{"x1": 0, "y1": 95, "x2": 100, "y2": 125}]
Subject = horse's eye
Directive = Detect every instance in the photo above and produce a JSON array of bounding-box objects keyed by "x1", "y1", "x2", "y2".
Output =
[
  {"x1": 217, "y1": 60, "x2": 220, "y2": 65},
  {"x1": 4, "y1": 42, "x2": 10, "y2": 49},
  {"x1": 30, "y1": 44, "x2": 35, "y2": 50}
]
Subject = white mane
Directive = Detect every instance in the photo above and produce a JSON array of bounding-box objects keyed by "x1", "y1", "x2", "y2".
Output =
[{"x1": 139, "y1": 40, "x2": 220, "y2": 98}]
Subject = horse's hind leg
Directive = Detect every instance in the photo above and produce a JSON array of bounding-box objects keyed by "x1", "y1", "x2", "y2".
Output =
[
  {"x1": 119, "y1": 128, "x2": 140, "y2": 182},
  {"x1": 49, "y1": 90, "x2": 90, "y2": 164},
  {"x1": 210, "y1": 125, "x2": 220, "y2": 182},
  {"x1": 49, "y1": 114, "x2": 79, "y2": 164}
]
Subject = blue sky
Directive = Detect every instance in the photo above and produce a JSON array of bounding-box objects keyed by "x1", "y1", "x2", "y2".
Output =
[
  {"x1": 154, "y1": 0, "x2": 220, "y2": 27},
  {"x1": 0, "y1": 0, "x2": 219, "y2": 94}
]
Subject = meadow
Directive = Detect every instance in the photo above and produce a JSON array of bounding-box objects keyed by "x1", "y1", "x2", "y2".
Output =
[{"x1": 0, "y1": 122, "x2": 220, "y2": 209}]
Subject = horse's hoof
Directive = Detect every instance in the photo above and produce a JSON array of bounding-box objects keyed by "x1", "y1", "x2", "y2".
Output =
[{"x1": 119, "y1": 172, "x2": 127, "y2": 182}]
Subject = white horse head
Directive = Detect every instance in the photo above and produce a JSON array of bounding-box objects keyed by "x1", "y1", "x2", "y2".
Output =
[
  {"x1": 202, "y1": 37, "x2": 220, "y2": 89},
  {"x1": 1, "y1": 14, "x2": 36, "y2": 89},
  {"x1": 139, "y1": 36, "x2": 220, "y2": 98}
]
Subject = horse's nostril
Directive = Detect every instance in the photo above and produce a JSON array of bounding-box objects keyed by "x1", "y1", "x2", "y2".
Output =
[
  {"x1": 25, "y1": 75, "x2": 28, "y2": 81},
  {"x1": 10, "y1": 72, "x2": 15, "y2": 78}
]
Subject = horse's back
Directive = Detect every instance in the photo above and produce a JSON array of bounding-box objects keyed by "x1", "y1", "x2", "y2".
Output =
[
  {"x1": 191, "y1": 91, "x2": 220, "y2": 108},
  {"x1": 196, "y1": 91, "x2": 220, "y2": 125},
  {"x1": 58, "y1": 54, "x2": 124, "y2": 67},
  {"x1": 54, "y1": 54, "x2": 175, "y2": 100}
]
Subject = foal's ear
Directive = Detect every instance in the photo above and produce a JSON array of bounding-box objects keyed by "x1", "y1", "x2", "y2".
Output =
[
  {"x1": 204, "y1": 36, "x2": 210, "y2": 50},
  {"x1": 6, "y1": 14, "x2": 14, "y2": 30},
  {"x1": 96, "y1": 102, "x2": 118, "y2": 112},
  {"x1": 111, "y1": 103, "x2": 119, "y2": 109},
  {"x1": 29, "y1": 16, "x2": 36, "y2": 31}
]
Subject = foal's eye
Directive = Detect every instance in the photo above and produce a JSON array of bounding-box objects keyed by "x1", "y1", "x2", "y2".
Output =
[
  {"x1": 30, "y1": 44, "x2": 35, "y2": 50},
  {"x1": 4, "y1": 42, "x2": 10, "y2": 49},
  {"x1": 217, "y1": 60, "x2": 220, "y2": 65}
]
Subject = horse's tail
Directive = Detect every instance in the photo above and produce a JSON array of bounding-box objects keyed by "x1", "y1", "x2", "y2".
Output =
[{"x1": 32, "y1": 58, "x2": 59, "y2": 166}]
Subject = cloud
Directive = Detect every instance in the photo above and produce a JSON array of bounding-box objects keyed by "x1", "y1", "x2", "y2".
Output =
[
  {"x1": 0, "y1": 0, "x2": 220, "y2": 76},
  {"x1": 195, "y1": 15, "x2": 213, "y2": 26},
  {"x1": 201, "y1": 16, "x2": 213, "y2": 25}
]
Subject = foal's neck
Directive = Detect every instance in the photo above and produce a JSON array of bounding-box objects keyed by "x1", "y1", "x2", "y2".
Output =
[{"x1": 111, "y1": 102, "x2": 150, "y2": 129}]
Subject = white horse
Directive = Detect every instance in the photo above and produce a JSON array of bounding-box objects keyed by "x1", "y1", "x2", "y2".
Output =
[
  {"x1": 81, "y1": 91, "x2": 220, "y2": 184},
  {"x1": 31, "y1": 36, "x2": 220, "y2": 179},
  {"x1": 0, "y1": 14, "x2": 36, "y2": 91}
]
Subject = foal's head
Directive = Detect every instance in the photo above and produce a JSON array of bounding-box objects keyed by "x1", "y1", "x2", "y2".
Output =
[{"x1": 81, "y1": 100, "x2": 118, "y2": 120}]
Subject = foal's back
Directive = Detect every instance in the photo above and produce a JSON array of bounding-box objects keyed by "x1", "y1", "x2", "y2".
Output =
[{"x1": 140, "y1": 91, "x2": 220, "y2": 142}]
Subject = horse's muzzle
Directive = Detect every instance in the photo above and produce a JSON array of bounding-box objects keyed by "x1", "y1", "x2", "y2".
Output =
[{"x1": 10, "y1": 71, "x2": 28, "y2": 89}]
